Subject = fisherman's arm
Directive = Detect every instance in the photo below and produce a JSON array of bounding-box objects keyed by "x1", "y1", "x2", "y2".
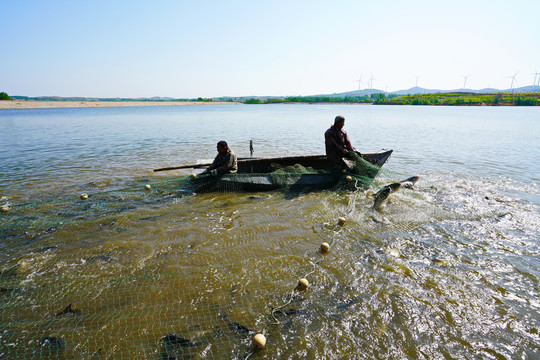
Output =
[
  {"x1": 342, "y1": 130, "x2": 355, "y2": 151},
  {"x1": 203, "y1": 155, "x2": 219, "y2": 174},
  {"x1": 215, "y1": 152, "x2": 236, "y2": 174}
]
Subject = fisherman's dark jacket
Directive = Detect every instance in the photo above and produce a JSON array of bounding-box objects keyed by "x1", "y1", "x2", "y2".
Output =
[
  {"x1": 207, "y1": 149, "x2": 238, "y2": 174},
  {"x1": 324, "y1": 125, "x2": 354, "y2": 164}
]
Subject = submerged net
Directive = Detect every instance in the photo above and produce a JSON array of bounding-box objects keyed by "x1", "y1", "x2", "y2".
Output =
[
  {"x1": 0, "y1": 176, "x2": 193, "y2": 240},
  {"x1": 1, "y1": 156, "x2": 422, "y2": 359}
]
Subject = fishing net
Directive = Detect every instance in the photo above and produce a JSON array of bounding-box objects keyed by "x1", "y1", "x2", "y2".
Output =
[
  {"x1": 344, "y1": 151, "x2": 381, "y2": 183},
  {"x1": 0, "y1": 157, "x2": 428, "y2": 360},
  {"x1": 185, "y1": 152, "x2": 383, "y2": 194}
]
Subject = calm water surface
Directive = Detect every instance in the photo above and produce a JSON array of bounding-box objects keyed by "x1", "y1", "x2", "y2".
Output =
[{"x1": 0, "y1": 104, "x2": 539, "y2": 359}]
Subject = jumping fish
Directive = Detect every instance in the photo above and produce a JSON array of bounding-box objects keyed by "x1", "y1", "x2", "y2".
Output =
[
  {"x1": 399, "y1": 175, "x2": 420, "y2": 188},
  {"x1": 387, "y1": 182, "x2": 403, "y2": 193},
  {"x1": 372, "y1": 176, "x2": 420, "y2": 210},
  {"x1": 372, "y1": 185, "x2": 396, "y2": 210}
]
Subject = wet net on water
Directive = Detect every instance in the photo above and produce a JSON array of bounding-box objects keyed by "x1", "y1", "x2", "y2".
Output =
[{"x1": 1, "y1": 159, "x2": 539, "y2": 359}]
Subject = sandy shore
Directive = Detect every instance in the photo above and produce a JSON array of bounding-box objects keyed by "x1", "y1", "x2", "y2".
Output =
[{"x1": 0, "y1": 100, "x2": 241, "y2": 109}]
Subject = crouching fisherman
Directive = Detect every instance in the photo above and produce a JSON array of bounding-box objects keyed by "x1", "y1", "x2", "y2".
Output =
[{"x1": 202, "y1": 140, "x2": 238, "y2": 176}]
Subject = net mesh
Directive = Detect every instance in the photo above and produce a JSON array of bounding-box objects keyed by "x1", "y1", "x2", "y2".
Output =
[
  {"x1": 1, "y1": 158, "x2": 422, "y2": 359},
  {"x1": 347, "y1": 151, "x2": 381, "y2": 179}
]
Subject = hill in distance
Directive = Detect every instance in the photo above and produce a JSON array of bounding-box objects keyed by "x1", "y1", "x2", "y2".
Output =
[
  {"x1": 321, "y1": 85, "x2": 540, "y2": 98},
  {"x1": 9, "y1": 85, "x2": 540, "y2": 102}
]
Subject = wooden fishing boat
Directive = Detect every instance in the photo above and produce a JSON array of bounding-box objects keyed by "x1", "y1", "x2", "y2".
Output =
[{"x1": 180, "y1": 150, "x2": 393, "y2": 192}]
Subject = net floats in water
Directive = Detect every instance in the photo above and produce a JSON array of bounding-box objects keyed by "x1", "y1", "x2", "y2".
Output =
[
  {"x1": 386, "y1": 247, "x2": 400, "y2": 258},
  {"x1": 144, "y1": 184, "x2": 151, "y2": 190},
  {"x1": 338, "y1": 217, "x2": 346, "y2": 225},
  {"x1": 346, "y1": 175, "x2": 353, "y2": 182},
  {"x1": 253, "y1": 333, "x2": 266, "y2": 349},
  {"x1": 1, "y1": 204, "x2": 9, "y2": 212},
  {"x1": 191, "y1": 173, "x2": 197, "y2": 178},
  {"x1": 297, "y1": 278, "x2": 309, "y2": 290},
  {"x1": 320, "y1": 242, "x2": 330, "y2": 253},
  {"x1": 80, "y1": 193, "x2": 88, "y2": 200}
]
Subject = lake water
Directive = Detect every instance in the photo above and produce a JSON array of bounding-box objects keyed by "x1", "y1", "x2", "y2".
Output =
[{"x1": 0, "y1": 104, "x2": 539, "y2": 359}]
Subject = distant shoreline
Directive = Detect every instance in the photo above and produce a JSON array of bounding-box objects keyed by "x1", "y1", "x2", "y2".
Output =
[{"x1": 0, "y1": 100, "x2": 242, "y2": 109}]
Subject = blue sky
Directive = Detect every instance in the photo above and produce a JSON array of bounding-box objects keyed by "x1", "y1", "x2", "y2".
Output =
[{"x1": 1, "y1": 0, "x2": 539, "y2": 98}]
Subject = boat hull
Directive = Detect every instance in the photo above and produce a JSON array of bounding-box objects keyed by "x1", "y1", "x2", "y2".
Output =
[
  {"x1": 192, "y1": 172, "x2": 344, "y2": 192},
  {"x1": 189, "y1": 150, "x2": 392, "y2": 193}
]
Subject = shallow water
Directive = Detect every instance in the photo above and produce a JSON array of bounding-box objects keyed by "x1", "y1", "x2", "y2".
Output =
[{"x1": 0, "y1": 104, "x2": 539, "y2": 359}]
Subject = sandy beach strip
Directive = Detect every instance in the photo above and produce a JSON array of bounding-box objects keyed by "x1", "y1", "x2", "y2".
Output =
[{"x1": 0, "y1": 100, "x2": 241, "y2": 109}]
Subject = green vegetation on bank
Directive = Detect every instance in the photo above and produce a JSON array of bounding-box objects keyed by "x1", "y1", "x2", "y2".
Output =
[
  {"x1": 4, "y1": 91, "x2": 539, "y2": 106},
  {"x1": 9, "y1": 95, "x2": 238, "y2": 103},
  {"x1": 245, "y1": 95, "x2": 374, "y2": 104},
  {"x1": 243, "y1": 92, "x2": 540, "y2": 106},
  {"x1": 0, "y1": 92, "x2": 13, "y2": 100},
  {"x1": 374, "y1": 92, "x2": 540, "y2": 106}
]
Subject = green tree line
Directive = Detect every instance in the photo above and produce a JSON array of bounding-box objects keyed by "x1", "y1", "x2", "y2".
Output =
[
  {"x1": 373, "y1": 92, "x2": 540, "y2": 106},
  {"x1": 0, "y1": 91, "x2": 13, "y2": 100},
  {"x1": 244, "y1": 95, "x2": 373, "y2": 104},
  {"x1": 243, "y1": 92, "x2": 539, "y2": 106}
]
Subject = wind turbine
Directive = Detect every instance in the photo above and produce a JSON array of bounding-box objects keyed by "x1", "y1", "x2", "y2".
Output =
[
  {"x1": 369, "y1": 74, "x2": 375, "y2": 89},
  {"x1": 533, "y1": 71, "x2": 540, "y2": 87},
  {"x1": 355, "y1": 75, "x2": 363, "y2": 90},
  {"x1": 463, "y1": 75, "x2": 471, "y2": 89},
  {"x1": 509, "y1": 72, "x2": 518, "y2": 92},
  {"x1": 415, "y1": 75, "x2": 420, "y2": 87}
]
